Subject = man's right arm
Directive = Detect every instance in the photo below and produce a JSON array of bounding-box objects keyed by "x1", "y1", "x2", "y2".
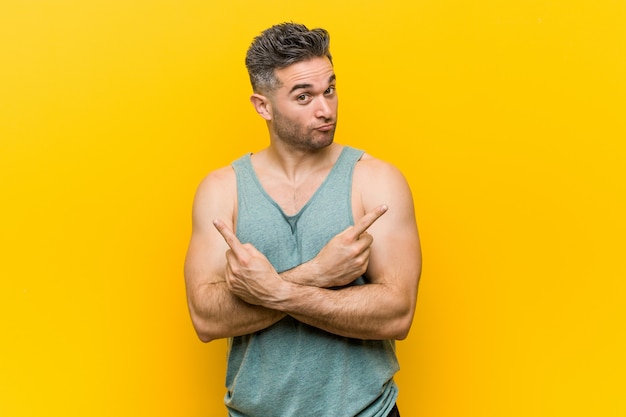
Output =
[{"x1": 184, "y1": 167, "x2": 285, "y2": 343}]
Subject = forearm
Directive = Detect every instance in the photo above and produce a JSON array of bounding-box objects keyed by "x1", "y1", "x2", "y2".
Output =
[
  {"x1": 270, "y1": 281, "x2": 414, "y2": 340},
  {"x1": 189, "y1": 281, "x2": 286, "y2": 342},
  {"x1": 280, "y1": 261, "x2": 323, "y2": 287},
  {"x1": 279, "y1": 254, "x2": 363, "y2": 288}
]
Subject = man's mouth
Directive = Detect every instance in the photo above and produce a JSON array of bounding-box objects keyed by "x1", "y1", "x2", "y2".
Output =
[{"x1": 315, "y1": 124, "x2": 335, "y2": 132}]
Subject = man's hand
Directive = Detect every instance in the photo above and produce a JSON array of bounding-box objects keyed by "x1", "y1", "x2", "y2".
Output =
[
  {"x1": 213, "y1": 219, "x2": 286, "y2": 307},
  {"x1": 306, "y1": 204, "x2": 388, "y2": 288}
]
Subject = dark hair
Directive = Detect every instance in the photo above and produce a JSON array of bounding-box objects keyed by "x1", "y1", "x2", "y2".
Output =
[{"x1": 245, "y1": 22, "x2": 333, "y2": 93}]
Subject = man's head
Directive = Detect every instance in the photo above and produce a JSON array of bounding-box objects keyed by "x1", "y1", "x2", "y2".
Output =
[{"x1": 245, "y1": 23, "x2": 333, "y2": 94}]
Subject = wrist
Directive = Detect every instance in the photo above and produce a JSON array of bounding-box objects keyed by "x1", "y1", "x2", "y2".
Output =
[
  {"x1": 280, "y1": 261, "x2": 321, "y2": 287},
  {"x1": 265, "y1": 279, "x2": 299, "y2": 312}
]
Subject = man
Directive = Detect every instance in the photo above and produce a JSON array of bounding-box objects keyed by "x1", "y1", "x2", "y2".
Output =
[{"x1": 184, "y1": 22, "x2": 421, "y2": 417}]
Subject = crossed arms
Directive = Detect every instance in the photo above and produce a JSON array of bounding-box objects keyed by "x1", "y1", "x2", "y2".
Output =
[{"x1": 184, "y1": 157, "x2": 421, "y2": 342}]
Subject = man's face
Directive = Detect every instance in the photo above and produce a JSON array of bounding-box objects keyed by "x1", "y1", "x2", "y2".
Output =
[{"x1": 268, "y1": 56, "x2": 338, "y2": 151}]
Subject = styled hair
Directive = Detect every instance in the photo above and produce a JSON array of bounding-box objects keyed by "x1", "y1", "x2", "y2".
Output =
[{"x1": 245, "y1": 22, "x2": 333, "y2": 93}]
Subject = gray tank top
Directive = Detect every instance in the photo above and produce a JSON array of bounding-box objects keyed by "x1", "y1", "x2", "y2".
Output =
[{"x1": 226, "y1": 146, "x2": 399, "y2": 417}]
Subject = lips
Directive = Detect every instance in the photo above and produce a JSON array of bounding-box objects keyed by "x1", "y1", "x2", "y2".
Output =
[{"x1": 315, "y1": 124, "x2": 335, "y2": 132}]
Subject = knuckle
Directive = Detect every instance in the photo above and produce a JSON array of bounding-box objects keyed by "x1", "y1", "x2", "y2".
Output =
[{"x1": 348, "y1": 246, "x2": 361, "y2": 257}]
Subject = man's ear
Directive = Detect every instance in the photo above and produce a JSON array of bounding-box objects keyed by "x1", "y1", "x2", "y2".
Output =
[{"x1": 250, "y1": 93, "x2": 272, "y2": 121}]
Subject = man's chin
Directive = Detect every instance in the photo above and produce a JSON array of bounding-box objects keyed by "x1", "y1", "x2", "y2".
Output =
[{"x1": 310, "y1": 133, "x2": 335, "y2": 150}]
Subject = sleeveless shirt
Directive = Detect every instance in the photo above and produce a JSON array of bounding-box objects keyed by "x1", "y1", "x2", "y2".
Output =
[{"x1": 226, "y1": 146, "x2": 399, "y2": 417}]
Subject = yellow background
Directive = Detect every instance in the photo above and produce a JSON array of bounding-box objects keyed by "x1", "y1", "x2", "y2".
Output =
[{"x1": 1, "y1": 1, "x2": 624, "y2": 416}]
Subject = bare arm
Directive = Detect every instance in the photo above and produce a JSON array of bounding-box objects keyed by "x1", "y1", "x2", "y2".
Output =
[
  {"x1": 184, "y1": 167, "x2": 285, "y2": 342},
  {"x1": 217, "y1": 157, "x2": 421, "y2": 340}
]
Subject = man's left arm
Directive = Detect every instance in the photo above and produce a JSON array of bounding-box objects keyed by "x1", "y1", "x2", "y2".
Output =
[{"x1": 281, "y1": 158, "x2": 421, "y2": 340}]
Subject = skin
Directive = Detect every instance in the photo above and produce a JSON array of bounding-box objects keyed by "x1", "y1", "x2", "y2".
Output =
[{"x1": 184, "y1": 56, "x2": 421, "y2": 342}]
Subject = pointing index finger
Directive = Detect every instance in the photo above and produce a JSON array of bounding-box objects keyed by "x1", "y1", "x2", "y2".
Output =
[
  {"x1": 213, "y1": 219, "x2": 245, "y2": 255},
  {"x1": 352, "y1": 204, "x2": 388, "y2": 238}
]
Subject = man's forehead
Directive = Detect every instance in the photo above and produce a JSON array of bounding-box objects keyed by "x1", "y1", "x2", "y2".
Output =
[{"x1": 275, "y1": 57, "x2": 335, "y2": 89}]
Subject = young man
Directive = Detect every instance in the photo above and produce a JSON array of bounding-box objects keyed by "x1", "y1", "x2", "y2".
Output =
[{"x1": 184, "y1": 23, "x2": 421, "y2": 417}]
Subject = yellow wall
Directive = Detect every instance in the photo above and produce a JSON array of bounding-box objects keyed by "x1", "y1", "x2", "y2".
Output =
[{"x1": 1, "y1": 1, "x2": 624, "y2": 416}]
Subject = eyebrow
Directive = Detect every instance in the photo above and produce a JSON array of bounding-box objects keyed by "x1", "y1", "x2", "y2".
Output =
[{"x1": 289, "y1": 74, "x2": 336, "y2": 94}]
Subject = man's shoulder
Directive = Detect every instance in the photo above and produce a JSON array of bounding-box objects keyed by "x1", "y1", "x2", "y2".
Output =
[
  {"x1": 191, "y1": 164, "x2": 238, "y2": 226},
  {"x1": 353, "y1": 152, "x2": 412, "y2": 209},
  {"x1": 204, "y1": 164, "x2": 236, "y2": 184},
  {"x1": 355, "y1": 152, "x2": 404, "y2": 181},
  {"x1": 195, "y1": 164, "x2": 237, "y2": 200}
]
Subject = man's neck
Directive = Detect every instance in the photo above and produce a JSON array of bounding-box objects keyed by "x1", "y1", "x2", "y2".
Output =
[{"x1": 256, "y1": 142, "x2": 343, "y2": 183}]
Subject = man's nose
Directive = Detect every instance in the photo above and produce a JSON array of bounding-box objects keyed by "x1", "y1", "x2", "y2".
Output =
[{"x1": 315, "y1": 97, "x2": 333, "y2": 119}]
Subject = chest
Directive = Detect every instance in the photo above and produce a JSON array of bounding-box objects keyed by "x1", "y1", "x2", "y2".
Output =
[
  {"x1": 260, "y1": 176, "x2": 325, "y2": 216},
  {"x1": 237, "y1": 172, "x2": 362, "y2": 272}
]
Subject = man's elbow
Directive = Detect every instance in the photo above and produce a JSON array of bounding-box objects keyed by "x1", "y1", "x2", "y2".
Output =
[
  {"x1": 388, "y1": 304, "x2": 416, "y2": 340},
  {"x1": 190, "y1": 314, "x2": 223, "y2": 343},
  {"x1": 192, "y1": 323, "x2": 214, "y2": 343},
  {"x1": 195, "y1": 329, "x2": 215, "y2": 343},
  {"x1": 390, "y1": 315, "x2": 413, "y2": 340}
]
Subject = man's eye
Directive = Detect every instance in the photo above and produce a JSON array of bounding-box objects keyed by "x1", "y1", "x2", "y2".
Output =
[{"x1": 296, "y1": 94, "x2": 312, "y2": 104}]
